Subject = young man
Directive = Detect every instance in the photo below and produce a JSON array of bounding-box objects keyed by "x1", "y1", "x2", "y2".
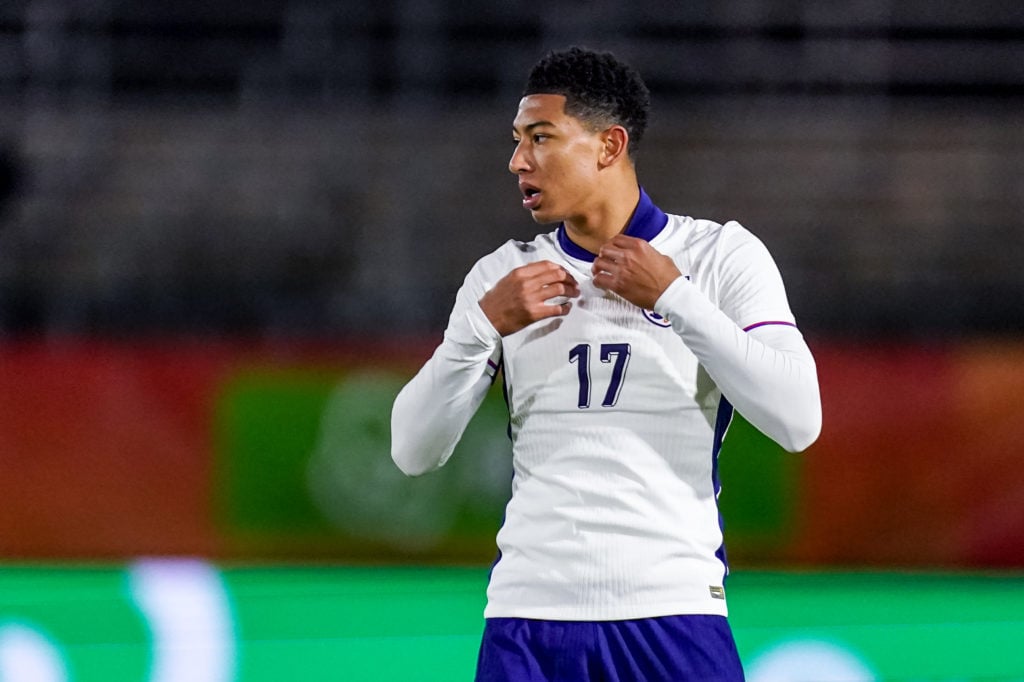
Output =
[{"x1": 391, "y1": 47, "x2": 821, "y2": 681}]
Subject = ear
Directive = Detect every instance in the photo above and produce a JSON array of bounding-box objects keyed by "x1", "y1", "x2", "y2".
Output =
[{"x1": 598, "y1": 125, "x2": 630, "y2": 168}]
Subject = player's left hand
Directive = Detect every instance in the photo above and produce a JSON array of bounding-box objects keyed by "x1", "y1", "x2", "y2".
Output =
[{"x1": 591, "y1": 234, "x2": 682, "y2": 310}]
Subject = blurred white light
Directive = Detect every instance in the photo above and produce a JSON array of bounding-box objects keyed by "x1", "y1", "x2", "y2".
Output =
[
  {"x1": 129, "y1": 559, "x2": 236, "y2": 682},
  {"x1": 747, "y1": 638, "x2": 877, "y2": 682},
  {"x1": 0, "y1": 623, "x2": 68, "y2": 682}
]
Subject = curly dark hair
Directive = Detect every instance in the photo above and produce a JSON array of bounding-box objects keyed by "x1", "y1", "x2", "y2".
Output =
[{"x1": 523, "y1": 46, "x2": 651, "y2": 158}]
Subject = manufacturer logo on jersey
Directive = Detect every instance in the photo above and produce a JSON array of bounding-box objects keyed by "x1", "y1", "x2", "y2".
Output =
[{"x1": 641, "y1": 309, "x2": 672, "y2": 327}]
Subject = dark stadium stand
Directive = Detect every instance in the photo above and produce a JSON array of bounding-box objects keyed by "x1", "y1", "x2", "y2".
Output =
[{"x1": 0, "y1": 0, "x2": 1021, "y2": 336}]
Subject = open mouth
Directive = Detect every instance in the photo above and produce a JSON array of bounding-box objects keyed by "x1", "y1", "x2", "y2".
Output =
[{"x1": 520, "y1": 184, "x2": 542, "y2": 210}]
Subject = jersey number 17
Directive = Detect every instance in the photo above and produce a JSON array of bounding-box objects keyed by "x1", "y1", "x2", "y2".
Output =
[{"x1": 568, "y1": 343, "x2": 631, "y2": 409}]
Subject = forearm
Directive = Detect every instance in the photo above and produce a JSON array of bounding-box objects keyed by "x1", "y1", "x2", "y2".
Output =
[
  {"x1": 655, "y1": 277, "x2": 822, "y2": 452},
  {"x1": 390, "y1": 303, "x2": 501, "y2": 476}
]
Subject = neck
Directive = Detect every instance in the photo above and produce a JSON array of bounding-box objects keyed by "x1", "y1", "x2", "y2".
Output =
[{"x1": 562, "y1": 180, "x2": 641, "y2": 254}]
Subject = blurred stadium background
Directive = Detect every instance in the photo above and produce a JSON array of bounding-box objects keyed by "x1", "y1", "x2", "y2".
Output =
[{"x1": 1, "y1": 1, "x2": 1023, "y2": 680}]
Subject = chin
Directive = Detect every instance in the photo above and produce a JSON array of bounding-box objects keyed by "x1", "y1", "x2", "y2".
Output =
[{"x1": 528, "y1": 208, "x2": 560, "y2": 225}]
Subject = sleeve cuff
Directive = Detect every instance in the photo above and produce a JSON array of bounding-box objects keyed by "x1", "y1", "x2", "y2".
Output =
[
  {"x1": 653, "y1": 275, "x2": 690, "y2": 317},
  {"x1": 466, "y1": 302, "x2": 502, "y2": 345},
  {"x1": 443, "y1": 300, "x2": 502, "y2": 369}
]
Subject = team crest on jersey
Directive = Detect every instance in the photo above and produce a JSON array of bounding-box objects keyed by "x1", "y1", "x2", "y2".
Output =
[
  {"x1": 641, "y1": 275, "x2": 687, "y2": 327},
  {"x1": 641, "y1": 309, "x2": 672, "y2": 327},
  {"x1": 641, "y1": 274, "x2": 689, "y2": 327}
]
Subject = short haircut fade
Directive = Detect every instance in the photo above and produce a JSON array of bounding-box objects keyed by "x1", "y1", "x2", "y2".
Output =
[{"x1": 523, "y1": 46, "x2": 651, "y2": 157}]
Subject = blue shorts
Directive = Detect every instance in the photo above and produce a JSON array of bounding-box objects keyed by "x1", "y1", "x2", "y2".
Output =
[{"x1": 475, "y1": 614, "x2": 745, "y2": 682}]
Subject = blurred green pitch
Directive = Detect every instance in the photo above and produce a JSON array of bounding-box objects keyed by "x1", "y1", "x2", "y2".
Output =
[{"x1": 2, "y1": 564, "x2": 1023, "y2": 681}]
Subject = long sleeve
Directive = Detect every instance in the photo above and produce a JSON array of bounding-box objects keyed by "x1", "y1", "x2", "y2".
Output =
[
  {"x1": 653, "y1": 227, "x2": 822, "y2": 452},
  {"x1": 391, "y1": 289, "x2": 503, "y2": 476}
]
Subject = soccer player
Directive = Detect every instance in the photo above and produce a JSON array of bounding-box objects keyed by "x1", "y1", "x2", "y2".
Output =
[{"x1": 391, "y1": 46, "x2": 821, "y2": 681}]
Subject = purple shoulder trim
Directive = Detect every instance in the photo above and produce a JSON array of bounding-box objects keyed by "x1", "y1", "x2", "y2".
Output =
[{"x1": 743, "y1": 320, "x2": 798, "y2": 332}]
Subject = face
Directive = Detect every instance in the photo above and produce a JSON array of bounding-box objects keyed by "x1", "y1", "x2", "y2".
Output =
[{"x1": 509, "y1": 94, "x2": 608, "y2": 225}]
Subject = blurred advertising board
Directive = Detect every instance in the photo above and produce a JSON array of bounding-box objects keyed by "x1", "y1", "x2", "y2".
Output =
[{"x1": 1, "y1": 338, "x2": 1023, "y2": 567}]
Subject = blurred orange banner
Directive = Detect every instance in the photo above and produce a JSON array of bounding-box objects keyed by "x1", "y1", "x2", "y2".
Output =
[{"x1": 1, "y1": 338, "x2": 1022, "y2": 568}]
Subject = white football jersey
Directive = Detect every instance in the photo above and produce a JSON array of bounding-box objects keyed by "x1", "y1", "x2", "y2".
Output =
[{"x1": 392, "y1": 189, "x2": 821, "y2": 622}]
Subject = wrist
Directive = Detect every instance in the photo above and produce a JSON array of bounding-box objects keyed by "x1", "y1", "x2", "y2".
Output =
[
  {"x1": 652, "y1": 275, "x2": 690, "y2": 316},
  {"x1": 469, "y1": 302, "x2": 503, "y2": 342}
]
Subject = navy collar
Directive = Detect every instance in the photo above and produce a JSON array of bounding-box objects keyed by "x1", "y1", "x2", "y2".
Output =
[{"x1": 556, "y1": 187, "x2": 668, "y2": 262}]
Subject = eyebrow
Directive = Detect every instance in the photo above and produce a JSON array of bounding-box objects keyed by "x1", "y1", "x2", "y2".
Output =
[{"x1": 512, "y1": 120, "x2": 555, "y2": 135}]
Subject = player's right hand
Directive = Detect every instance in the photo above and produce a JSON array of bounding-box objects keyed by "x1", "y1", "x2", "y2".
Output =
[{"x1": 479, "y1": 261, "x2": 580, "y2": 336}]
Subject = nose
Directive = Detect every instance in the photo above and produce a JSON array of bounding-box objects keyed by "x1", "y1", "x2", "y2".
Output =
[{"x1": 508, "y1": 142, "x2": 529, "y2": 175}]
